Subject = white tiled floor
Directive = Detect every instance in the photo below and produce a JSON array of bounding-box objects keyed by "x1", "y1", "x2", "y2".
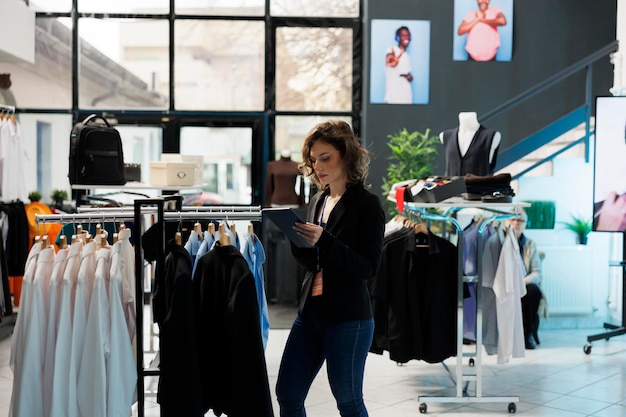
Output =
[{"x1": 1, "y1": 323, "x2": 625, "y2": 416}]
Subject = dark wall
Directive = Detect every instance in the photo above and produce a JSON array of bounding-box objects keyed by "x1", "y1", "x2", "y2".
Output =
[{"x1": 364, "y1": 0, "x2": 617, "y2": 201}]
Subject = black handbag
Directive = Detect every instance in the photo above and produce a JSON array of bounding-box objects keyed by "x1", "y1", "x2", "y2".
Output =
[{"x1": 68, "y1": 114, "x2": 126, "y2": 185}]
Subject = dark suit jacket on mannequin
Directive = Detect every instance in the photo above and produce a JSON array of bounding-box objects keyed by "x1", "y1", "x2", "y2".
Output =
[
  {"x1": 264, "y1": 156, "x2": 304, "y2": 207},
  {"x1": 442, "y1": 126, "x2": 499, "y2": 176}
]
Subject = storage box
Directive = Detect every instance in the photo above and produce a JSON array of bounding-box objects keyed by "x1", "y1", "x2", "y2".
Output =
[
  {"x1": 405, "y1": 176, "x2": 466, "y2": 203},
  {"x1": 149, "y1": 162, "x2": 196, "y2": 187},
  {"x1": 160, "y1": 154, "x2": 203, "y2": 186}
]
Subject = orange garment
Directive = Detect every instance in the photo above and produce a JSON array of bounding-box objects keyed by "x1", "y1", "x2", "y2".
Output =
[{"x1": 25, "y1": 202, "x2": 62, "y2": 252}]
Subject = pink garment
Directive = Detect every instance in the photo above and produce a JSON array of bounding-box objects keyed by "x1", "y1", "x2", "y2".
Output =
[{"x1": 463, "y1": 6, "x2": 502, "y2": 61}]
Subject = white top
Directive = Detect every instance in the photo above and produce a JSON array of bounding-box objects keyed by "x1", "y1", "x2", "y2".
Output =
[
  {"x1": 44, "y1": 247, "x2": 70, "y2": 417},
  {"x1": 493, "y1": 228, "x2": 527, "y2": 364},
  {"x1": 68, "y1": 241, "x2": 97, "y2": 417},
  {"x1": 51, "y1": 241, "x2": 83, "y2": 417},
  {"x1": 77, "y1": 248, "x2": 111, "y2": 417},
  {"x1": 108, "y1": 240, "x2": 138, "y2": 416},
  {"x1": 9, "y1": 242, "x2": 41, "y2": 417}
]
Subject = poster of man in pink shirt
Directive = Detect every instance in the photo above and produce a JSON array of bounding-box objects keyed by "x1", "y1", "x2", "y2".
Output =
[{"x1": 454, "y1": 0, "x2": 513, "y2": 62}]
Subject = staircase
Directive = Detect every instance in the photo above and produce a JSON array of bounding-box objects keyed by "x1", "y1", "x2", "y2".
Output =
[{"x1": 496, "y1": 118, "x2": 593, "y2": 194}]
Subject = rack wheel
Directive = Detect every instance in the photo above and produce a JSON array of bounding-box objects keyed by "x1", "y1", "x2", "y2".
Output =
[
  {"x1": 508, "y1": 402, "x2": 516, "y2": 413},
  {"x1": 469, "y1": 358, "x2": 475, "y2": 367},
  {"x1": 419, "y1": 403, "x2": 427, "y2": 413},
  {"x1": 583, "y1": 343, "x2": 592, "y2": 354}
]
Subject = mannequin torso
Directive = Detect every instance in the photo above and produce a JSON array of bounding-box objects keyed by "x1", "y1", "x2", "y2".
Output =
[
  {"x1": 264, "y1": 152, "x2": 304, "y2": 207},
  {"x1": 439, "y1": 112, "x2": 500, "y2": 162},
  {"x1": 440, "y1": 112, "x2": 501, "y2": 176}
]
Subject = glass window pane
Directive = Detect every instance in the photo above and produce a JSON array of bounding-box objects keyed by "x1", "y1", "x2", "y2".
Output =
[
  {"x1": 175, "y1": 20, "x2": 264, "y2": 111},
  {"x1": 180, "y1": 126, "x2": 252, "y2": 205},
  {"x1": 29, "y1": 1, "x2": 72, "y2": 13},
  {"x1": 176, "y1": 0, "x2": 264, "y2": 16},
  {"x1": 2, "y1": 18, "x2": 72, "y2": 109},
  {"x1": 78, "y1": 0, "x2": 168, "y2": 14},
  {"x1": 274, "y1": 115, "x2": 351, "y2": 161},
  {"x1": 79, "y1": 18, "x2": 169, "y2": 110},
  {"x1": 271, "y1": 0, "x2": 359, "y2": 17},
  {"x1": 276, "y1": 27, "x2": 352, "y2": 112}
]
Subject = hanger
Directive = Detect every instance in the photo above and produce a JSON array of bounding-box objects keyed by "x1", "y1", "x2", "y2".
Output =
[
  {"x1": 247, "y1": 223, "x2": 254, "y2": 238},
  {"x1": 194, "y1": 222, "x2": 203, "y2": 240},
  {"x1": 220, "y1": 232, "x2": 231, "y2": 246},
  {"x1": 208, "y1": 222, "x2": 215, "y2": 236},
  {"x1": 409, "y1": 219, "x2": 429, "y2": 248},
  {"x1": 98, "y1": 232, "x2": 109, "y2": 249},
  {"x1": 59, "y1": 235, "x2": 68, "y2": 250},
  {"x1": 175, "y1": 232, "x2": 182, "y2": 246},
  {"x1": 42, "y1": 235, "x2": 50, "y2": 249}
]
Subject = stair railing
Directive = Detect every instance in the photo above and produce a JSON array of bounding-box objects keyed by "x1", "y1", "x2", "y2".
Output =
[{"x1": 481, "y1": 40, "x2": 618, "y2": 177}]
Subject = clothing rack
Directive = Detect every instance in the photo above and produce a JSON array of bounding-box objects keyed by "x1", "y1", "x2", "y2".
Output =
[
  {"x1": 399, "y1": 199, "x2": 528, "y2": 414},
  {"x1": 35, "y1": 198, "x2": 263, "y2": 417}
]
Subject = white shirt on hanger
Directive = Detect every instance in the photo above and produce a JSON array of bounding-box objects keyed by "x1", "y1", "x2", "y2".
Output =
[
  {"x1": 108, "y1": 238, "x2": 137, "y2": 416},
  {"x1": 68, "y1": 240, "x2": 97, "y2": 417},
  {"x1": 51, "y1": 241, "x2": 83, "y2": 417},
  {"x1": 492, "y1": 228, "x2": 527, "y2": 364},
  {"x1": 43, "y1": 246, "x2": 70, "y2": 417},
  {"x1": 0, "y1": 118, "x2": 28, "y2": 201},
  {"x1": 77, "y1": 247, "x2": 111, "y2": 417},
  {"x1": 9, "y1": 242, "x2": 42, "y2": 417}
]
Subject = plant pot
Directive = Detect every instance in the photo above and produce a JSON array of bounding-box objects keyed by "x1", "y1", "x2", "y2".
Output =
[{"x1": 578, "y1": 235, "x2": 588, "y2": 245}]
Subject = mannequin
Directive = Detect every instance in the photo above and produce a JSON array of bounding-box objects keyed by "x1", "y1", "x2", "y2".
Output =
[
  {"x1": 264, "y1": 150, "x2": 305, "y2": 208},
  {"x1": 439, "y1": 112, "x2": 501, "y2": 176}
]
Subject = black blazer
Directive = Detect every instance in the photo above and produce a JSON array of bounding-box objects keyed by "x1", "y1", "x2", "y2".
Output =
[{"x1": 291, "y1": 184, "x2": 385, "y2": 323}]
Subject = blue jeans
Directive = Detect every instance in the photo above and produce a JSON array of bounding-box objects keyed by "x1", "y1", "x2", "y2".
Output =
[{"x1": 276, "y1": 314, "x2": 374, "y2": 417}]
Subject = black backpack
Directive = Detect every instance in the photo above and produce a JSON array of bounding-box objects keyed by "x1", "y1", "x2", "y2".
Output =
[{"x1": 68, "y1": 114, "x2": 126, "y2": 185}]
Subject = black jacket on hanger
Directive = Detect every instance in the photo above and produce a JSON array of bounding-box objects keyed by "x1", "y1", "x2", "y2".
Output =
[
  {"x1": 192, "y1": 244, "x2": 273, "y2": 417},
  {"x1": 154, "y1": 241, "x2": 203, "y2": 417},
  {"x1": 371, "y1": 227, "x2": 458, "y2": 364}
]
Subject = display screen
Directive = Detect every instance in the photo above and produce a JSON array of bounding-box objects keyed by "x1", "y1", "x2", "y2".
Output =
[{"x1": 592, "y1": 96, "x2": 626, "y2": 232}]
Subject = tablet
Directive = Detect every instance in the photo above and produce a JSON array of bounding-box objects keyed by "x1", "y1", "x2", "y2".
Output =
[{"x1": 262, "y1": 208, "x2": 314, "y2": 248}]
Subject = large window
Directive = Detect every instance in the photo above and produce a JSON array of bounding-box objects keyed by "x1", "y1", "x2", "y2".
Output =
[
  {"x1": 174, "y1": 20, "x2": 265, "y2": 111},
  {"x1": 180, "y1": 126, "x2": 253, "y2": 204},
  {"x1": 3, "y1": 1, "x2": 361, "y2": 206}
]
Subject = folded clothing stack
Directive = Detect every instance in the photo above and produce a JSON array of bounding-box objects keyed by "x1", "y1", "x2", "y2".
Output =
[{"x1": 463, "y1": 173, "x2": 515, "y2": 202}]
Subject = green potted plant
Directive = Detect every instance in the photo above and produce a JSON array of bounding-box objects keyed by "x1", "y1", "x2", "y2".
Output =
[
  {"x1": 28, "y1": 191, "x2": 42, "y2": 203},
  {"x1": 381, "y1": 128, "x2": 440, "y2": 216},
  {"x1": 561, "y1": 214, "x2": 592, "y2": 245},
  {"x1": 50, "y1": 189, "x2": 69, "y2": 209}
]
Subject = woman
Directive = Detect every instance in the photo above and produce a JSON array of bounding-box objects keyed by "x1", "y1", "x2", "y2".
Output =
[{"x1": 275, "y1": 120, "x2": 385, "y2": 417}]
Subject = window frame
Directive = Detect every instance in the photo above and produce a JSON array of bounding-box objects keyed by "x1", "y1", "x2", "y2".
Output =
[{"x1": 20, "y1": 2, "x2": 362, "y2": 207}]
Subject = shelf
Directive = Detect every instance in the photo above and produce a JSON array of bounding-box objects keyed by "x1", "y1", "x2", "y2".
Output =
[{"x1": 71, "y1": 182, "x2": 205, "y2": 191}]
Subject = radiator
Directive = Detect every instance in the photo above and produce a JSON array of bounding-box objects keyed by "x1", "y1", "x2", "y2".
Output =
[{"x1": 538, "y1": 246, "x2": 594, "y2": 315}]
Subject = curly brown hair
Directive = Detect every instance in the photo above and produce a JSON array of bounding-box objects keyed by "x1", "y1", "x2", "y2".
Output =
[{"x1": 299, "y1": 120, "x2": 371, "y2": 190}]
